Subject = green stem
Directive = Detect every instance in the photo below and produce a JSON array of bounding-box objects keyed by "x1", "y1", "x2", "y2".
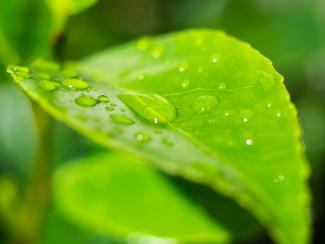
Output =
[{"x1": 10, "y1": 104, "x2": 53, "y2": 244}]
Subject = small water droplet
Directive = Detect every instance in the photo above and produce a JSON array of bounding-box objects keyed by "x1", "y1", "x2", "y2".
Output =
[
  {"x1": 208, "y1": 118, "x2": 216, "y2": 124},
  {"x1": 217, "y1": 83, "x2": 226, "y2": 90},
  {"x1": 267, "y1": 103, "x2": 272, "y2": 108},
  {"x1": 118, "y1": 91, "x2": 177, "y2": 125},
  {"x1": 181, "y1": 80, "x2": 190, "y2": 88},
  {"x1": 63, "y1": 78, "x2": 89, "y2": 90},
  {"x1": 211, "y1": 56, "x2": 219, "y2": 63},
  {"x1": 136, "y1": 37, "x2": 151, "y2": 51},
  {"x1": 97, "y1": 95, "x2": 109, "y2": 103},
  {"x1": 276, "y1": 112, "x2": 282, "y2": 118},
  {"x1": 105, "y1": 106, "x2": 115, "y2": 111},
  {"x1": 193, "y1": 95, "x2": 218, "y2": 113},
  {"x1": 75, "y1": 95, "x2": 97, "y2": 107},
  {"x1": 138, "y1": 73, "x2": 146, "y2": 80},
  {"x1": 274, "y1": 174, "x2": 285, "y2": 183},
  {"x1": 178, "y1": 63, "x2": 188, "y2": 72},
  {"x1": 38, "y1": 80, "x2": 59, "y2": 91},
  {"x1": 245, "y1": 139, "x2": 254, "y2": 145},
  {"x1": 162, "y1": 137, "x2": 173, "y2": 147},
  {"x1": 225, "y1": 112, "x2": 230, "y2": 117},
  {"x1": 134, "y1": 132, "x2": 151, "y2": 143},
  {"x1": 243, "y1": 117, "x2": 249, "y2": 123},
  {"x1": 151, "y1": 46, "x2": 164, "y2": 59},
  {"x1": 111, "y1": 114, "x2": 134, "y2": 125},
  {"x1": 258, "y1": 71, "x2": 275, "y2": 88}
]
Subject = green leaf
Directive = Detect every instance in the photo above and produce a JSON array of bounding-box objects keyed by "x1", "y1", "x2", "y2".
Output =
[
  {"x1": 8, "y1": 29, "x2": 310, "y2": 244},
  {"x1": 54, "y1": 152, "x2": 258, "y2": 243},
  {"x1": 44, "y1": 0, "x2": 98, "y2": 33}
]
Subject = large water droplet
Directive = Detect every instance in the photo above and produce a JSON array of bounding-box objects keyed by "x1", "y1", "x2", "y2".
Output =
[
  {"x1": 37, "y1": 72, "x2": 51, "y2": 80},
  {"x1": 97, "y1": 95, "x2": 109, "y2": 103},
  {"x1": 110, "y1": 114, "x2": 134, "y2": 125},
  {"x1": 12, "y1": 66, "x2": 30, "y2": 78},
  {"x1": 134, "y1": 132, "x2": 151, "y2": 143},
  {"x1": 75, "y1": 95, "x2": 97, "y2": 107},
  {"x1": 118, "y1": 91, "x2": 176, "y2": 125},
  {"x1": 63, "y1": 78, "x2": 88, "y2": 90},
  {"x1": 38, "y1": 80, "x2": 59, "y2": 91},
  {"x1": 193, "y1": 95, "x2": 218, "y2": 113}
]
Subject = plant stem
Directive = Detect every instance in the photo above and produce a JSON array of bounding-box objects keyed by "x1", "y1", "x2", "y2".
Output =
[{"x1": 11, "y1": 104, "x2": 53, "y2": 244}]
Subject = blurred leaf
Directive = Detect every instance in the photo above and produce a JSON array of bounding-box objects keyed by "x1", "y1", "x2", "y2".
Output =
[
  {"x1": 0, "y1": 84, "x2": 37, "y2": 174},
  {"x1": 8, "y1": 29, "x2": 310, "y2": 244},
  {"x1": 54, "y1": 153, "x2": 258, "y2": 243},
  {"x1": 45, "y1": 0, "x2": 98, "y2": 33}
]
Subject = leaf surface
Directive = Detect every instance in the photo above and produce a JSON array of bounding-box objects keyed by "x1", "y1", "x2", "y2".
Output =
[
  {"x1": 54, "y1": 153, "x2": 258, "y2": 243},
  {"x1": 8, "y1": 29, "x2": 310, "y2": 244}
]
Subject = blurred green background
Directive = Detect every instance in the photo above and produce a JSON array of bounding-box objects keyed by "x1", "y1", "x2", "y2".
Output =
[{"x1": 0, "y1": 0, "x2": 325, "y2": 243}]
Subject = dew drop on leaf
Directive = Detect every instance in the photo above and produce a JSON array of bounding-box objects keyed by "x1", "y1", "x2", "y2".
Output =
[
  {"x1": 38, "y1": 80, "x2": 59, "y2": 91},
  {"x1": 63, "y1": 78, "x2": 89, "y2": 90},
  {"x1": 245, "y1": 139, "x2": 254, "y2": 145},
  {"x1": 37, "y1": 73, "x2": 51, "y2": 80},
  {"x1": 75, "y1": 95, "x2": 98, "y2": 107},
  {"x1": 110, "y1": 114, "x2": 134, "y2": 125},
  {"x1": 134, "y1": 132, "x2": 151, "y2": 143},
  {"x1": 30, "y1": 58, "x2": 59, "y2": 74},
  {"x1": 193, "y1": 95, "x2": 218, "y2": 113},
  {"x1": 181, "y1": 80, "x2": 190, "y2": 88},
  {"x1": 118, "y1": 91, "x2": 177, "y2": 125},
  {"x1": 97, "y1": 95, "x2": 109, "y2": 103}
]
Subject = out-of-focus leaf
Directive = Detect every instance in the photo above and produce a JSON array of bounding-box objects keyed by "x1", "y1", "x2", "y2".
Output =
[
  {"x1": 54, "y1": 153, "x2": 258, "y2": 243},
  {"x1": 8, "y1": 29, "x2": 310, "y2": 244},
  {"x1": 45, "y1": 0, "x2": 98, "y2": 33}
]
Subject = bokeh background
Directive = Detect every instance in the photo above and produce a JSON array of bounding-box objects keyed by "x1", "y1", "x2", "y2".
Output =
[{"x1": 1, "y1": 0, "x2": 325, "y2": 243}]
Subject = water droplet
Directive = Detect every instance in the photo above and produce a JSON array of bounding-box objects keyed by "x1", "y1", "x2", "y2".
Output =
[
  {"x1": 38, "y1": 80, "x2": 59, "y2": 91},
  {"x1": 105, "y1": 106, "x2": 115, "y2": 112},
  {"x1": 120, "y1": 108, "x2": 126, "y2": 112},
  {"x1": 97, "y1": 95, "x2": 109, "y2": 103},
  {"x1": 181, "y1": 80, "x2": 190, "y2": 88},
  {"x1": 258, "y1": 71, "x2": 275, "y2": 88},
  {"x1": 138, "y1": 73, "x2": 146, "y2": 80},
  {"x1": 267, "y1": 103, "x2": 272, "y2": 108},
  {"x1": 217, "y1": 83, "x2": 226, "y2": 90},
  {"x1": 178, "y1": 63, "x2": 188, "y2": 72},
  {"x1": 37, "y1": 72, "x2": 51, "y2": 80},
  {"x1": 134, "y1": 132, "x2": 151, "y2": 143},
  {"x1": 243, "y1": 117, "x2": 249, "y2": 123},
  {"x1": 62, "y1": 68, "x2": 78, "y2": 78},
  {"x1": 193, "y1": 95, "x2": 218, "y2": 113},
  {"x1": 12, "y1": 66, "x2": 30, "y2": 78},
  {"x1": 162, "y1": 137, "x2": 173, "y2": 147},
  {"x1": 276, "y1": 112, "x2": 282, "y2": 118},
  {"x1": 208, "y1": 118, "x2": 216, "y2": 124},
  {"x1": 211, "y1": 55, "x2": 219, "y2": 63},
  {"x1": 136, "y1": 37, "x2": 151, "y2": 51},
  {"x1": 110, "y1": 114, "x2": 134, "y2": 125},
  {"x1": 75, "y1": 95, "x2": 97, "y2": 107},
  {"x1": 118, "y1": 91, "x2": 177, "y2": 125},
  {"x1": 274, "y1": 174, "x2": 285, "y2": 183},
  {"x1": 245, "y1": 139, "x2": 254, "y2": 145},
  {"x1": 63, "y1": 78, "x2": 89, "y2": 90},
  {"x1": 151, "y1": 46, "x2": 164, "y2": 59},
  {"x1": 224, "y1": 112, "x2": 230, "y2": 117}
]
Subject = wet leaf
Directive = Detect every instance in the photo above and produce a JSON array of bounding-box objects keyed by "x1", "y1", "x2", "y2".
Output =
[{"x1": 8, "y1": 29, "x2": 310, "y2": 244}]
